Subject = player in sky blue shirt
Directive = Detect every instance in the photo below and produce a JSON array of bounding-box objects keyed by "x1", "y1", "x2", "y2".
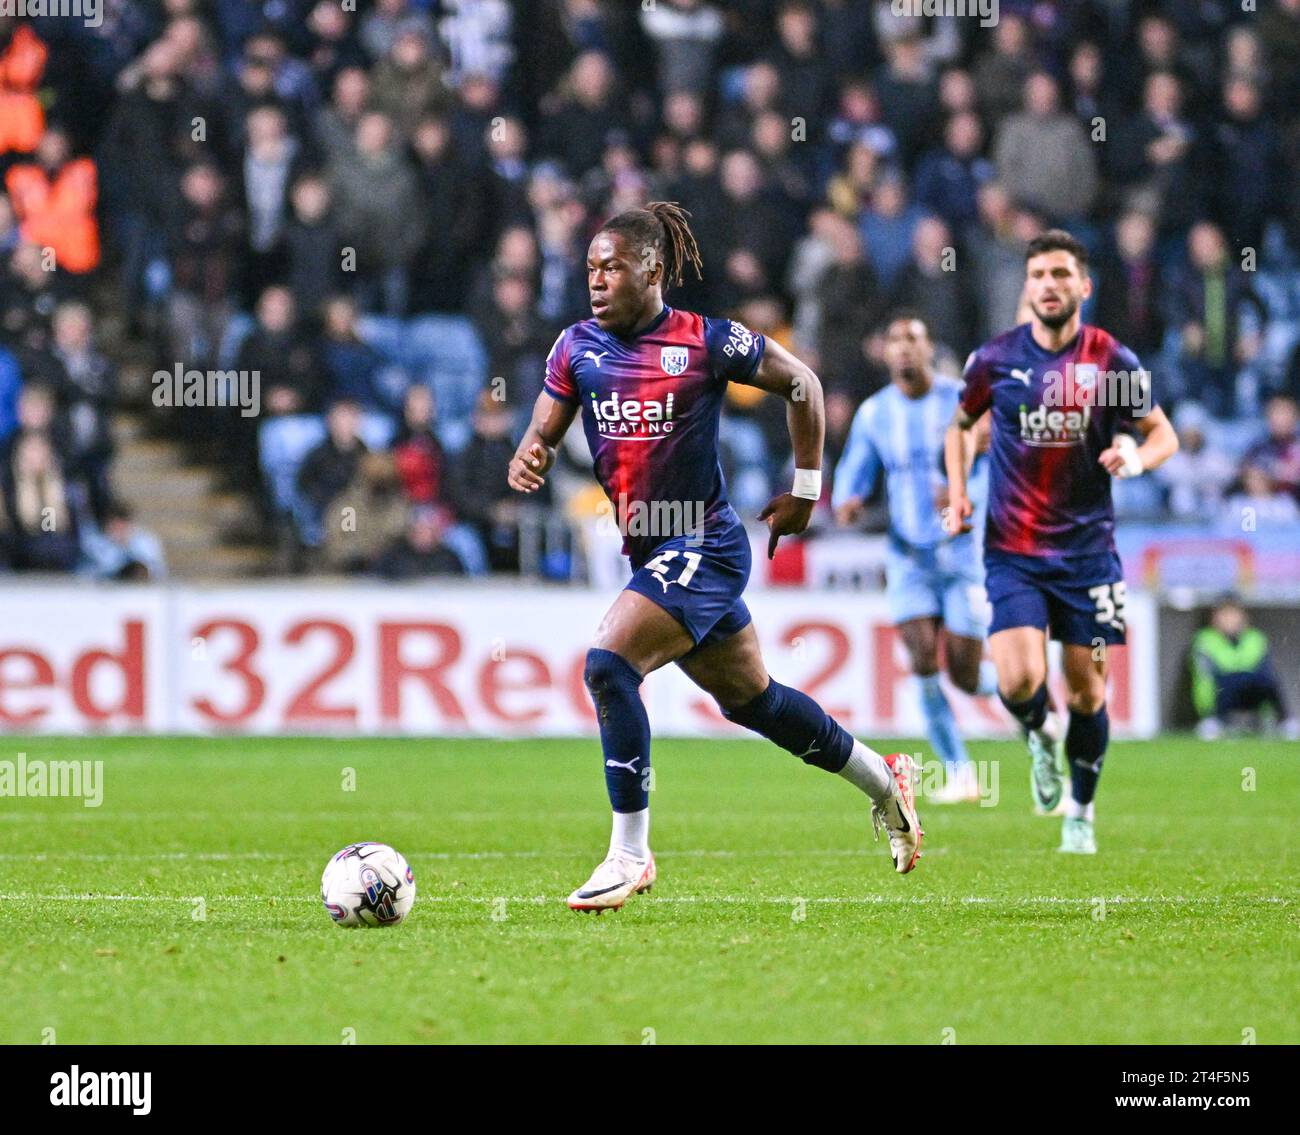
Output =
[
  {"x1": 508, "y1": 203, "x2": 922, "y2": 911},
  {"x1": 833, "y1": 313, "x2": 998, "y2": 802}
]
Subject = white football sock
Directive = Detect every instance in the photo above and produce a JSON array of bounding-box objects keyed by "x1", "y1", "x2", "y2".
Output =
[
  {"x1": 610, "y1": 808, "x2": 650, "y2": 860},
  {"x1": 837, "y1": 739, "x2": 894, "y2": 803}
]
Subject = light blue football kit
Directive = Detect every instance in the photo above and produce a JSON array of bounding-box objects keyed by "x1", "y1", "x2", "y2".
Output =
[{"x1": 833, "y1": 376, "x2": 995, "y2": 775}]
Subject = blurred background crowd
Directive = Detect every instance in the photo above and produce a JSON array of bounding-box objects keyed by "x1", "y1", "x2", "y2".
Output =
[{"x1": 2, "y1": 0, "x2": 1299, "y2": 582}]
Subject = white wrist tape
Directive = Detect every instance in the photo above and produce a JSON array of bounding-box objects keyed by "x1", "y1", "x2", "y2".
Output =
[
  {"x1": 792, "y1": 468, "x2": 822, "y2": 501},
  {"x1": 1115, "y1": 434, "x2": 1144, "y2": 478}
]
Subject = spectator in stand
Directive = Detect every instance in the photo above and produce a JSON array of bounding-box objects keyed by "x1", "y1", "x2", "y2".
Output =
[
  {"x1": 237, "y1": 285, "x2": 323, "y2": 416},
  {"x1": 361, "y1": 0, "x2": 437, "y2": 64},
  {"x1": 639, "y1": 0, "x2": 725, "y2": 97},
  {"x1": 1164, "y1": 221, "x2": 1264, "y2": 417},
  {"x1": 968, "y1": 185, "x2": 1045, "y2": 340},
  {"x1": 768, "y1": 1, "x2": 832, "y2": 123},
  {"x1": 315, "y1": 66, "x2": 371, "y2": 163},
  {"x1": 710, "y1": 149, "x2": 795, "y2": 309},
  {"x1": 4, "y1": 124, "x2": 100, "y2": 276},
  {"x1": 51, "y1": 302, "x2": 116, "y2": 522},
  {"x1": 0, "y1": 19, "x2": 48, "y2": 158},
  {"x1": 80, "y1": 499, "x2": 167, "y2": 580},
  {"x1": 369, "y1": 23, "x2": 451, "y2": 141},
  {"x1": 296, "y1": 397, "x2": 367, "y2": 541},
  {"x1": 1109, "y1": 71, "x2": 1204, "y2": 240},
  {"x1": 1066, "y1": 42, "x2": 1122, "y2": 133},
  {"x1": 896, "y1": 216, "x2": 975, "y2": 362},
  {"x1": 408, "y1": 113, "x2": 491, "y2": 315},
  {"x1": 322, "y1": 450, "x2": 408, "y2": 573},
  {"x1": 1095, "y1": 210, "x2": 1165, "y2": 358},
  {"x1": 1191, "y1": 598, "x2": 1298, "y2": 740},
  {"x1": 328, "y1": 109, "x2": 425, "y2": 315},
  {"x1": 912, "y1": 111, "x2": 994, "y2": 237},
  {"x1": 0, "y1": 431, "x2": 81, "y2": 571},
  {"x1": 373, "y1": 504, "x2": 466, "y2": 579},
  {"x1": 232, "y1": 285, "x2": 322, "y2": 493},
  {"x1": 304, "y1": 0, "x2": 368, "y2": 94},
  {"x1": 1222, "y1": 464, "x2": 1300, "y2": 527},
  {"x1": 237, "y1": 104, "x2": 305, "y2": 303},
  {"x1": 450, "y1": 392, "x2": 520, "y2": 573},
  {"x1": 538, "y1": 51, "x2": 622, "y2": 178},
  {"x1": 859, "y1": 170, "x2": 924, "y2": 291},
  {"x1": 392, "y1": 384, "x2": 446, "y2": 507},
  {"x1": 4, "y1": 383, "x2": 71, "y2": 467},
  {"x1": 1241, "y1": 395, "x2": 1300, "y2": 504},
  {"x1": 825, "y1": 79, "x2": 898, "y2": 168},
  {"x1": 808, "y1": 213, "x2": 882, "y2": 399},
  {"x1": 320, "y1": 295, "x2": 391, "y2": 411},
  {"x1": 1153, "y1": 402, "x2": 1237, "y2": 520},
  {"x1": 874, "y1": 32, "x2": 938, "y2": 170},
  {"x1": 284, "y1": 170, "x2": 342, "y2": 324},
  {"x1": 992, "y1": 70, "x2": 1098, "y2": 225},
  {"x1": 472, "y1": 271, "x2": 554, "y2": 417},
  {"x1": 1208, "y1": 74, "x2": 1282, "y2": 253},
  {"x1": 167, "y1": 162, "x2": 244, "y2": 372},
  {"x1": 971, "y1": 12, "x2": 1034, "y2": 125}
]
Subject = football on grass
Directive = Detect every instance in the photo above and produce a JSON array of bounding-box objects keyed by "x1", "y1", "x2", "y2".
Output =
[{"x1": 321, "y1": 842, "x2": 415, "y2": 927}]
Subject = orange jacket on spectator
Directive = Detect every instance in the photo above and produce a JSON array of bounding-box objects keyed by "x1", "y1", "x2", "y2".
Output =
[
  {"x1": 0, "y1": 23, "x2": 47, "y2": 155},
  {"x1": 5, "y1": 157, "x2": 101, "y2": 273}
]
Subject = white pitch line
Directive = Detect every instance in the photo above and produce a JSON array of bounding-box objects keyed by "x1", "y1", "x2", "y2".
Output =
[
  {"x1": 0, "y1": 893, "x2": 1288, "y2": 907},
  {"x1": 0, "y1": 848, "x2": 907, "y2": 862}
]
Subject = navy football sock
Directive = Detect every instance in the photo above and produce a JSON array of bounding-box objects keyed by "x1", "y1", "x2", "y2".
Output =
[
  {"x1": 1000, "y1": 683, "x2": 1049, "y2": 734},
  {"x1": 1066, "y1": 704, "x2": 1109, "y2": 806},
  {"x1": 583, "y1": 648, "x2": 651, "y2": 813},
  {"x1": 723, "y1": 679, "x2": 855, "y2": 773}
]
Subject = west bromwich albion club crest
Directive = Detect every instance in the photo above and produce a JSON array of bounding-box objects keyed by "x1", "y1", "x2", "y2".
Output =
[{"x1": 660, "y1": 346, "x2": 688, "y2": 376}]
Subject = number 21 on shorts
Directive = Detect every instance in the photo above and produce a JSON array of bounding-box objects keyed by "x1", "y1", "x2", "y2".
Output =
[{"x1": 645, "y1": 550, "x2": 702, "y2": 591}]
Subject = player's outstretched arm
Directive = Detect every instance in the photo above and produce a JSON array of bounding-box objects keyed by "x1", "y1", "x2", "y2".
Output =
[
  {"x1": 943, "y1": 407, "x2": 978, "y2": 535},
  {"x1": 507, "y1": 390, "x2": 578, "y2": 493},
  {"x1": 1098, "y1": 405, "x2": 1179, "y2": 478},
  {"x1": 736, "y1": 337, "x2": 825, "y2": 558}
]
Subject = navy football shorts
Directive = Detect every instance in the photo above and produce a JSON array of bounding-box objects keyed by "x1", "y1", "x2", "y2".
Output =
[
  {"x1": 625, "y1": 521, "x2": 753, "y2": 651},
  {"x1": 984, "y1": 548, "x2": 1128, "y2": 646}
]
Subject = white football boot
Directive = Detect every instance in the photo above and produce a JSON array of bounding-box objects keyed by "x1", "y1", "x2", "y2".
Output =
[
  {"x1": 872, "y1": 752, "x2": 923, "y2": 874},
  {"x1": 1028, "y1": 711, "x2": 1065, "y2": 814},
  {"x1": 567, "y1": 852, "x2": 656, "y2": 913}
]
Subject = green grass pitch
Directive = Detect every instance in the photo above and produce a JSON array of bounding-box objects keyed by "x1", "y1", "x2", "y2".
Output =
[{"x1": 1, "y1": 735, "x2": 1295, "y2": 1044}]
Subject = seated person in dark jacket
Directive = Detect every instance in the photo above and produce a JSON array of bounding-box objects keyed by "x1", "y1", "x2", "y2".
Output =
[
  {"x1": 373, "y1": 505, "x2": 466, "y2": 579},
  {"x1": 296, "y1": 397, "x2": 367, "y2": 541}
]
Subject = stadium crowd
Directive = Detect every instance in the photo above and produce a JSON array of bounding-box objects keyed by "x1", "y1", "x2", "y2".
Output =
[{"x1": 1, "y1": 0, "x2": 1300, "y2": 579}]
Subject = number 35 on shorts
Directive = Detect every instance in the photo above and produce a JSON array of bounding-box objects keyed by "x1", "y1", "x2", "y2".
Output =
[
  {"x1": 1088, "y1": 580, "x2": 1128, "y2": 631},
  {"x1": 645, "y1": 550, "x2": 702, "y2": 592}
]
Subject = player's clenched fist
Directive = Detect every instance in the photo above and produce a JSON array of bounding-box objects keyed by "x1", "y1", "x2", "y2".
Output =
[
  {"x1": 943, "y1": 491, "x2": 973, "y2": 536},
  {"x1": 508, "y1": 441, "x2": 554, "y2": 493},
  {"x1": 758, "y1": 492, "x2": 815, "y2": 559}
]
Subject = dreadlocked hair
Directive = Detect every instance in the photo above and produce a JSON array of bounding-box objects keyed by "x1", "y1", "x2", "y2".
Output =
[{"x1": 600, "y1": 201, "x2": 704, "y2": 291}]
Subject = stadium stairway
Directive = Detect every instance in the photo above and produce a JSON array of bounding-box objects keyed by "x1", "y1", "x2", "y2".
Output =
[{"x1": 110, "y1": 409, "x2": 274, "y2": 579}]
